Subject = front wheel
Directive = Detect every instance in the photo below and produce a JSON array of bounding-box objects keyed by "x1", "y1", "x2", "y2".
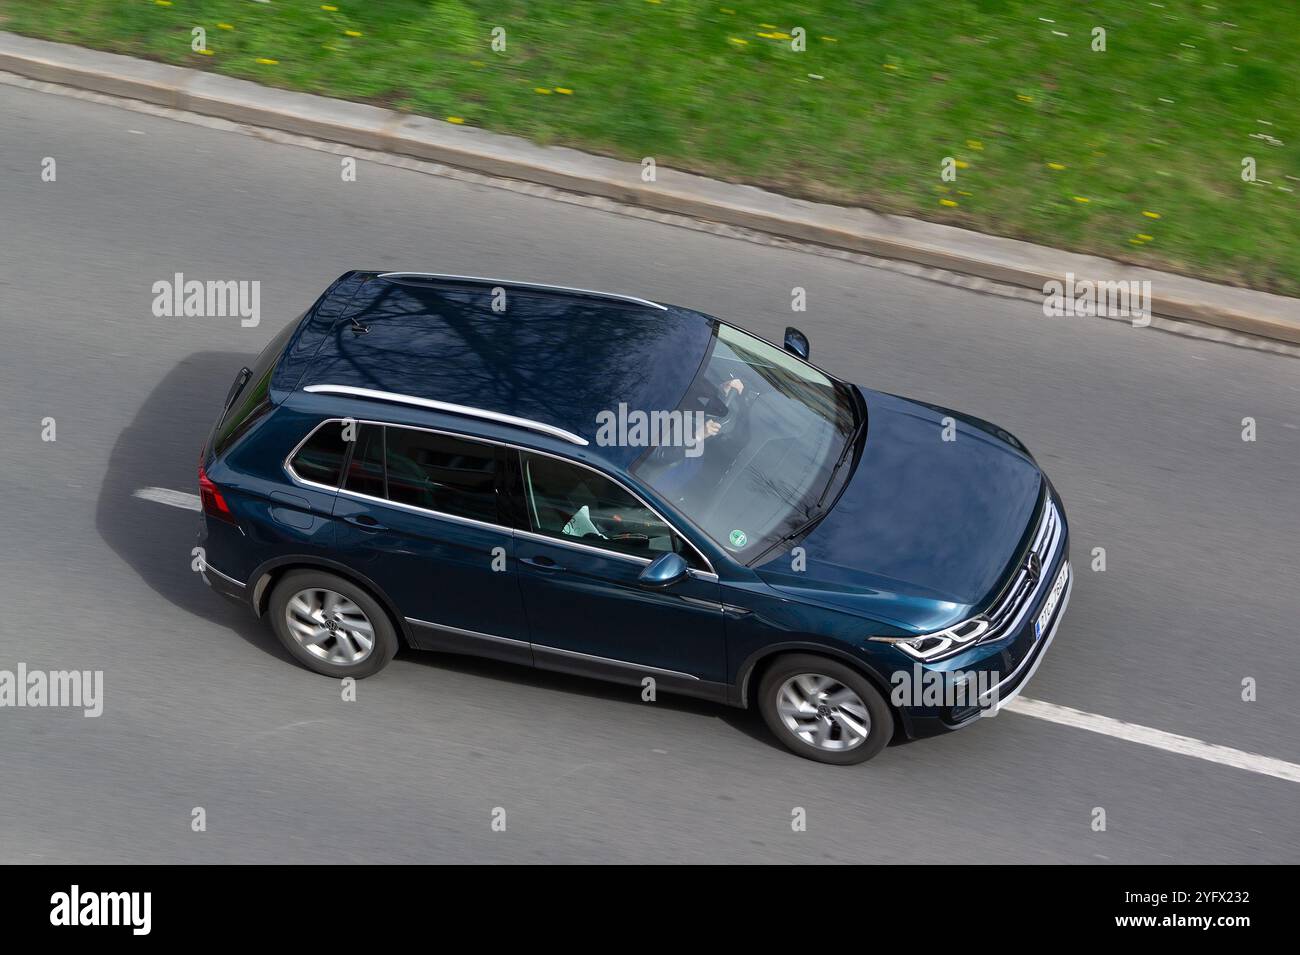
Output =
[
  {"x1": 757, "y1": 655, "x2": 893, "y2": 765},
  {"x1": 268, "y1": 570, "x2": 398, "y2": 679}
]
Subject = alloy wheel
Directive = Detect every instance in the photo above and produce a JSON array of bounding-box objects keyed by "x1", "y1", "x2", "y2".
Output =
[
  {"x1": 284, "y1": 588, "x2": 376, "y2": 666},
  {"x1": 775, "y1": 673, "x2": 871, "y2": 751}
]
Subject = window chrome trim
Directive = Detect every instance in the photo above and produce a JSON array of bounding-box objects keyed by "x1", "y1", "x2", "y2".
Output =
[
  {"x1": 376, "y1": 272, "x2": 668, "y2": 311},
  {"x1": 302, "y1": 384, "x2": 590, "y2": 447},
  {"x1": 283, "y1": 418, "x2": 716, "y2": 576}
]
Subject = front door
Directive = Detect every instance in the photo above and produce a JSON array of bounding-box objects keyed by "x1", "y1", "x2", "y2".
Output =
[{"x1": 508, "y1": 449, "x2": 726, "y2": 698}]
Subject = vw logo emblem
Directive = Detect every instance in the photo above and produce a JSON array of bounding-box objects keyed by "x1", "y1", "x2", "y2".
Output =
[{"x1": 1025, "y1": 552, "x2": 1042, "y2": 584}]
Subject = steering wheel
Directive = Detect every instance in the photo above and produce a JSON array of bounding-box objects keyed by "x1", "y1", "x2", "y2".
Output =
[{"x1": 706, "y1": 379, "x2": 744, "y2": 436}]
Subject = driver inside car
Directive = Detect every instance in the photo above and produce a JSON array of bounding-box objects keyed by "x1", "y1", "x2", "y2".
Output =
[{"x1": 646, "y1": 374, "x2": 746, "y2": 504}]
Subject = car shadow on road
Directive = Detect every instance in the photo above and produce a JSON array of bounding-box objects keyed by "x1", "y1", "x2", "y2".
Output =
[
  {"x1": 94, "y1": 350, "x2": 295, "y2": 666},
  {"x1": 94, "y1": 351, "x2": 777, "y2": 749}
]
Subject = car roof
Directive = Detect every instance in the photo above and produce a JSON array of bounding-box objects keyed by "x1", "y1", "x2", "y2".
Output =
[{"x1": 275, "y1": 271, "x2": 716, "y2": 469}]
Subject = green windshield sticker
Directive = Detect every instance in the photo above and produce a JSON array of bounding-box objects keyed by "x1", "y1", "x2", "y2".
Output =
[{"x1": 729, "y1": 529, "x2": 748, "y2": 548}]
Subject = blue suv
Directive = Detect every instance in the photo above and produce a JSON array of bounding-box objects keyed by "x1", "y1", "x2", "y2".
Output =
[{"x1": 198, "y1": 271, "x2": 1071, "y2": 764}]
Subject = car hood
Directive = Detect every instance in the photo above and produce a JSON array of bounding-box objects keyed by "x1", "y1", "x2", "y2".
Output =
[{"x1": 754, "y1": 389, "x2": 1042, "y2": 633}]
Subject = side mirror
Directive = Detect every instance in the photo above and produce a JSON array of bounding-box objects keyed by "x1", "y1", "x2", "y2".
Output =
[
  {"x1": 783, "y1": 326, "x2": 810, "y2": 360},
  {"x1": 638, "y1": 552, "x2": 689, "y2": 588}
]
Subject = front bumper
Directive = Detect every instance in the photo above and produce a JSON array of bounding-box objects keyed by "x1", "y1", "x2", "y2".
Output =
[{"x1": 895, "y1": 497, "x2": 1071, "y2": 739}]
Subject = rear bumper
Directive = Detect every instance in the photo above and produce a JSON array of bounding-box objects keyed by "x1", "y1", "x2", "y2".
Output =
[{"x1": 200, "y1": 558, "x2": 247, "y2": 604}]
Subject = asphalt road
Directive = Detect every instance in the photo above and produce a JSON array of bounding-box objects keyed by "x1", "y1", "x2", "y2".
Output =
[{"x1": 1, "y1": 81, "x2": 1298, "y2": 864}]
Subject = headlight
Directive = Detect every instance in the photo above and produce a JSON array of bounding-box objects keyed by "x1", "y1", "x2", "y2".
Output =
[{"x1": 871, "y1": 616, "x2": 989, "y2": 661}]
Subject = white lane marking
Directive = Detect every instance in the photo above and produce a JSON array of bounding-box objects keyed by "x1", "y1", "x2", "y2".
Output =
[
  {"x1": 125, "y1": 486, "x2": 1300, "y2": 784},
  {"x1": 1008, "y1": 697, "x2": 1300, "y2": 785},
  {"x1": 133, "y1": 487, "x2": 200, "y2": 511}
]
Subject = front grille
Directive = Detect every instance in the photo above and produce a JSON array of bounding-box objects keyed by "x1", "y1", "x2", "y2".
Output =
[{"x1": 977, "y1": 496, "x2": 1064, "y2": 645}]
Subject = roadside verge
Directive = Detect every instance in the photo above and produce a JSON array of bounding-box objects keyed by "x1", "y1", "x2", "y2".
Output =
[{"x1": 3, "y1": 31, "x2": 1297, "y2": 345}]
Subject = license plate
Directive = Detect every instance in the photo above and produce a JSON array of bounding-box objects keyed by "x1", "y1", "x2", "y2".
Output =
[{"x1": 1034, "y1": 563, "x2": 1070, "y2": 640}]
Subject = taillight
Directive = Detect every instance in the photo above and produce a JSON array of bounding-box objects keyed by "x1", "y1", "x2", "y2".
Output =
[{"x1": 198, "y1": 465, "x2": 235, "y2": 524}]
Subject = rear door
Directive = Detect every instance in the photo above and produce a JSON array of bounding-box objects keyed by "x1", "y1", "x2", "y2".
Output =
[
  {"x1": 330, "y1": 423, "x2": 531, "y2": 666},
  {"x1": 507, "y1": 449, "x2": 726, "y2": 697}
]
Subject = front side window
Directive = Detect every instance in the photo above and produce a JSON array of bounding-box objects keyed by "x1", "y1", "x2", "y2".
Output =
[
  {"x1": 518, "y1": 451, "x2": 696, "y2": 564},
  {"x1": 290, "y1": 420, "x2": 350, "y2": 487},
  {"x1": 630, "y1": 322, "x2": 856, "y2": 562},
  {"x1": 383, "y1": 427, "x2": 498, "y2": 523}
]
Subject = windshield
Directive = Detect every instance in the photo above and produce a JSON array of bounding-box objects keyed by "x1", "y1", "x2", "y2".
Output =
[{"x1": 631, "y1": 322, "x2": 857, "y2": 561}]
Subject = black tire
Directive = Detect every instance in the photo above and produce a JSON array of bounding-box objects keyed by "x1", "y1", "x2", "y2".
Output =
[
  {"x1": 268, "y1": 570, "x2": 398, "y2": 679},
  {"x1": 757, "y1": 654, "x2": 894, "y2": 765}
]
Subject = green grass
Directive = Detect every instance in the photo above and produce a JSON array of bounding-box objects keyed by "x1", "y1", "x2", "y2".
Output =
[{"x1": 4, "y1": 0, "x2": 1298, "y2": 292}]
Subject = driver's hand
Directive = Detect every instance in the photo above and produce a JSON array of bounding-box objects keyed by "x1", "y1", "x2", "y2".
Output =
[
  {"x1": 704, "y1": 419, "x2": 722, "y2": 437},
  {"x1": 724, "y1": 377, "x2": 745, "y2": 395}
]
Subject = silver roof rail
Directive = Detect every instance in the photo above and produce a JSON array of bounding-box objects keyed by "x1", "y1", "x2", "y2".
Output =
[
  {"x1": 303, "y1": 384, "x2": 590, "y2": 446},
  {"x1": 376, "y1": 272, "x2": 668, "y2": 311}
]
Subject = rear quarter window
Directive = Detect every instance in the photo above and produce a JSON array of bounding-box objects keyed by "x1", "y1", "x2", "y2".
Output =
[{"x1": 289, "y1": 421, "x2": 350, "y2": 488}]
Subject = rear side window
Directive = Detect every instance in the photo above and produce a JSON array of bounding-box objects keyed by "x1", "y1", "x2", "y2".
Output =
[
  {"x1": 344, "y1": 424, "x2": 386, "y2": 498},
  {"x1": 289, "y1": 421, "x2": 349, "y2": 487},
  {"x1": 383, "y1": 427, "x2": 498, "y2": 523}
]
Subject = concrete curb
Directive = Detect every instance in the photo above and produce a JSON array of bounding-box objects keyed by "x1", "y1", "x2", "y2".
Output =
[{"x1": 4, "y1": 31, "x2": 1299, "y2": 345}]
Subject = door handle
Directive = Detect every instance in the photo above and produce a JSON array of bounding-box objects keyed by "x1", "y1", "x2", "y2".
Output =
[
  {"x1": 343, "y1": 514, "x2": 387, "y2": 531},
  {"x1": 520, "y1": 555, "x2": 565, "y2": 572}
]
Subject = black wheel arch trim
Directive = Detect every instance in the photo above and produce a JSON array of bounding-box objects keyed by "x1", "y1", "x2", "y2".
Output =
[
  {"x1": 246, "y1": 554, "x2": 414, "y2": 646},
  {"x1": 733, "y1": 640, "x2": 896, "y2": 711}
]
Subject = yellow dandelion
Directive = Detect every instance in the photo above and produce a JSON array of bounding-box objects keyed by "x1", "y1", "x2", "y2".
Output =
[
  {"x1": 883, "y1": 63, "x2": 898, "y2": 70},
  {"x1": 217, "y1": 24, "x2": 234, "y2": 31},
  {"x1": 761, "y1": 23, "x2": 779, "y2": 29},
  {"x1": 1137, "y1": 233, "x2": 1154, "y2": 241},
  {"x1": 555, "y1": 87, "x2": 573, "y2": 95},
  {"x1": 344, "y1": 30, "x2": 363, "y2": 37},
  {"x1": 155, "y1": 0, "x2": 172, "y2": 6},
  {"x1": 534, "y1": 87, "x2": 553, "y2": 94},
  {"x1": 1017, "y1": 94, "x2": 1034, "y2": 103},
  {"x1": 940, "y1": 198, "x2": 959, "y2": 207},
  {"x1": 728, "y1": 37, "x2": 749, "y2": 46},
  {"x1": 1047, "y1": 162, "x2": 1066, "y2": 170},
  {"x1": 966, "y1": 140, "x2": 983, "y2": 150},
  {"x1": 721, "y1": 7, "x2": 736, "y2": 14},
  {"x1": 821, "y1": 36, "x2": 838, "y2": 42},
  {"x1": 447, "y1": 116, "x2": 465, "y2": 124},
  {"x1": 957, "y1": 190, "x2": 973, "y2": 196},
  {"x1": 1142, "y1": 210, "x2": 1161, "y2": 219},
  {"x1": 955, "y1": 159, "x2": 970, "y2": 169},
  {"x1": 1072, "y1": 196, "x2": 1090, "y2": 203},
  {"x1": 256, "y1": 58, "x2": 279, "y2": 65},
  {"x1": 321, "y1": 4, "x2": 339, "y2": 10},
  {"x1": 197, "y1": 49, "x2": 214, "y2": 56}
]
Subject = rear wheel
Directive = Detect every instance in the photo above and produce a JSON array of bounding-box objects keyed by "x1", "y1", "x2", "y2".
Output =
[
  {"x1": 757, "y1": 654, "x2": 893, "y2": 765},
  {"x1": 268, "y1": 570, "x2": 398, "y2": 679}
]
